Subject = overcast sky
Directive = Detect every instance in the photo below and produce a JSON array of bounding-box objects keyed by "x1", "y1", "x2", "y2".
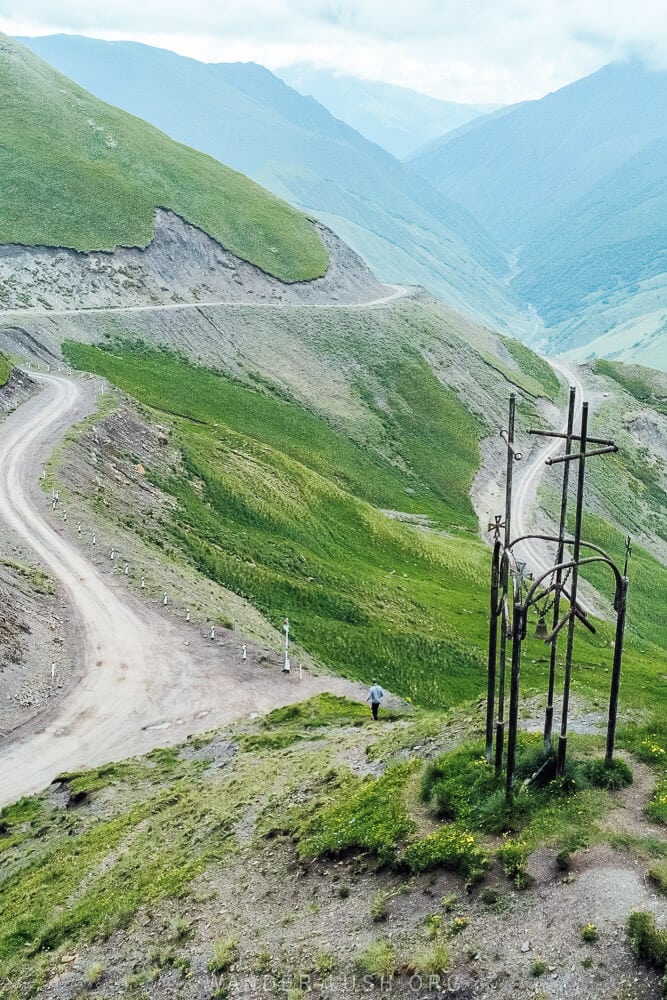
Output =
[{"x1": 1, "y1": 1, "x2": 666, "y2": 103}]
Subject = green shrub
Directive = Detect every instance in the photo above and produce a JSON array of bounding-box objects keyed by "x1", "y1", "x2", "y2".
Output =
[
  {"x1": 627, "y1": 911, "x2": 667, "y2": 973},
  {"x1": 649, "y1": 860, "x2": 667, "y2": 894},
  {"x1": 581, "y1": 758, "x2": 632, "y2": 790},
  {"x1": 449, "y1": 916, "x2": 469, "y2": 935},
  {"x1": 580, "y1": 923, "x2": 599, "y2": 943},
  {"x1": 531, "y1": 958, "x2": 547, "y2": 977},
  {"x1": 402, "y1": 826, "x2": 489, "y2": 886}
]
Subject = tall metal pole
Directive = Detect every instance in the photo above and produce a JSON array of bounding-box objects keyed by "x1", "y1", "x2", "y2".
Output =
[
  {"x1": 505, "y1": 587, "x2": 524, "y2": 799},
  {"x1": 495, "y1": 394, "x2": 517, "y2": 775},
  {"x1": 557, "y1": 403, "x2": 589, "y2": 776},
  {"x1": 544, "y1": 386, "x2": 576, "y2": 753},
  {"x1": 485, "y1": 540, "x2": 501, "y2": 763},
  {"x1": 605, "y1": 576, "x2": 628, "y2": 766}
]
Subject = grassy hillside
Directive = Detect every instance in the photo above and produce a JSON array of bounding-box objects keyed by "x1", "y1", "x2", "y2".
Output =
[
  {"x1": 62, "y1": 340, "x2": 666, "y2": 713},
  {"x1": 0, "y1": 353, "x2": 11, "y2": 387},
  {"x1": 593, "y1": 360, "x2": 667, "y2": 416},
  {"x1": 0, "y1": 35, "x2": 327, "y2": 282},
  {"x1": 19, "y1": 34, "x2": 523, "y2": 332}
]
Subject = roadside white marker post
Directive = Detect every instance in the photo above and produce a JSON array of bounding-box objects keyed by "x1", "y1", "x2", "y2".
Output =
[
  {"x1": 52, "y1": 499, "x2": 57, "y2": 510},
  {"x1": 242, "y1": 644, "x2": 247, "y2": 661},
  {"x1": 92, "y1": 532, "x2": 96, "y2": 546},
  {"x1": 124, "y1": 563, "x2": 129, "y2": 576},
  {"x1": 41, "y1": 467, "x2": 46, "y2": 480},
  {"x1": 299, "y1": 662, "x2": 303, "y2": 681},
  {"x1": 186, "y1": 609, "x2": 190, "y2": 622},
  {"x1": 77, "y1": 522, "x2": 81, "y2": 535},
  {"x1": 63, "y1": 511, "x2": 67, "y2": 522},
  {"x1": 210, "y1": 626, "x2": 215, "y2": 641},
  {"x1": 55, "y1": 490, "x2": 59, "y2": 502},
  {"x1": 141, "y1": 577, "x2": 145, "y2": 589},
  {"x1": 163, "y1": 593, "x2": 168, "y2": 606},
  {"x1": 51, "y1": 662, "x2": 55, "y2": 684},
  {"x1": 110, "y1": 548, "x2": 116, "y2": 561},
  {"x1": 283, "y1": 618, "x2": 291, "y2": 673}
]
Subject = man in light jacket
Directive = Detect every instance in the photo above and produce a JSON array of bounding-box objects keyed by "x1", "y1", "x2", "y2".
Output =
[{"x1": 366, "y1": 679, "x2": 384, "y2": 721}]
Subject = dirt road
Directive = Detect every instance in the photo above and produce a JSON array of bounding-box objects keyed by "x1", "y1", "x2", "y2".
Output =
[
  {"x1": 0, "y1": 284, "x2": 409, "y2": 324},
  {"x1": 0, "y1": 374, "x2": 366, "y2": 807},
  {"x1": 512, "y1": 358, "x2": 587, "y2": 584}
]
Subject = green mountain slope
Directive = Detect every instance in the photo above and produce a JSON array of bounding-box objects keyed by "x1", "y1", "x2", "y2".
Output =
[
  {"x1": 0, "y1": 35, "x2": 327, "y2": 282},
  {"x1": 19, "y1": 34, "x2": 522, "y2": 331}
]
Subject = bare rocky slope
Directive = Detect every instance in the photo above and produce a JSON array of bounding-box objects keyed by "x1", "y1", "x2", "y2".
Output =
[{"x1": 0, "y1": 210, "x2": 388, "y2": 313}]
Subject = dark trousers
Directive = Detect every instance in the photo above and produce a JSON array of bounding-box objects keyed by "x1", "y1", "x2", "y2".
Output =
[{"x1": 371, "y1": 701, "x2": 379, "y2": 720}]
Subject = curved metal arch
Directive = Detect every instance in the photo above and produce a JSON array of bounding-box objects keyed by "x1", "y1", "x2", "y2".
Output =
[
  {"x1": 523, "y1": 555, "x2": 624, "y2": 611},
  {"x1": 507, "y1": 533, "x2": 615, "y2": 562}
]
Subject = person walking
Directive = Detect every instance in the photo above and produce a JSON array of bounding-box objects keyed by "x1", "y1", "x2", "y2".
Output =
[{"x1": 366, "y1": 679, "x2": 384, "y2": 721}]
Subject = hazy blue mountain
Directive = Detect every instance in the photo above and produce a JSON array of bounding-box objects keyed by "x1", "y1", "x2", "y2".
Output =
[
  {"x1": 276, "y1": 64, "x2": 500, "y2": 159},
  {"x1": 19, "y1": 34, "x2": 520, "y2": 331},
  {"x1": 410, "y1": 60, "x2": 667, "y2": 366}
]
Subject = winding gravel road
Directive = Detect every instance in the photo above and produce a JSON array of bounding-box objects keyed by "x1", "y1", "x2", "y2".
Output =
[
  {"x1": 0, "y1": 374, "x2": 364, "y2": 807},
  {"x1": 0, "y1": 352, "x2": 585, "y2": 807}
]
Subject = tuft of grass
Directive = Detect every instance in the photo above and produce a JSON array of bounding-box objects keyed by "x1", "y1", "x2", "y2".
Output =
[
  {"x1": 0, "y1": 38, "x2": 327, "y2": 281},
  {"x1": 207, "y1": 935, "x2": 239, "y2": 974},
  {"x1": 370, "y1": 890, "x2": 393, "y2": 923},
  {"x1": 356, "y1": 940, "x2": 397, "y2": 980},
  {"x1": 84, "y1": 962, "x2": 105, "y2": 988},
  {"x1": 409, "y1": 940, "x2": 450, "y2": 975}
]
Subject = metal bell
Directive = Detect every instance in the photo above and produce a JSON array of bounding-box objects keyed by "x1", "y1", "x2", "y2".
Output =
[{"x1": 535, "y1": 615, "x2": 549, "y2": 640}]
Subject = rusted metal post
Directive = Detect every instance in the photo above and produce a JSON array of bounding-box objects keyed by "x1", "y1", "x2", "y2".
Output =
[
  {"x1": 495, "y1": 395, "x2": 517, "y2": 774},
  {"x1": 544, "y1": 386, "x2": 576, "y2": 753},
  {"x1": 605, "y1": 575, "x2": 628, "y2": 766},
  {"x1": 485, "y1": 539, "x2": 501, "y2": 763},
  {"x1": 505, "y1": 588, "x2": 525, "y2": 799},
  {"x1": 557, "y1": 403, "x2": 589, "y2": 776}
]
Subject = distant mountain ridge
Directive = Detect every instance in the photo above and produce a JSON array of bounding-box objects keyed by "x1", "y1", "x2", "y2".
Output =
[
  {"x1": 411, "y1": 60, "x2": 667, "y2": 369},
  {"x1": 19, "y1": 33, "x2": 522, "y2": 333},
  {"x1": 275, "y1": 64, "x2": 500, "y2": 159}
]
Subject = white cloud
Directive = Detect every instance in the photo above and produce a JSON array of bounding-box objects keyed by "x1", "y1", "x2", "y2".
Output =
[{"x1": 1, "y1": 0, "x2": 666, "y2": 102}]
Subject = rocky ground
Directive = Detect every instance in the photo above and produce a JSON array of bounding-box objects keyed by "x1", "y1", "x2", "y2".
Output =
[
  {"x1": 8, "y1": 706, "x2": 664, "y2": 1000},
  {"x1": 0, "y1": 211, "x2": 389, "y2": 313}
]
